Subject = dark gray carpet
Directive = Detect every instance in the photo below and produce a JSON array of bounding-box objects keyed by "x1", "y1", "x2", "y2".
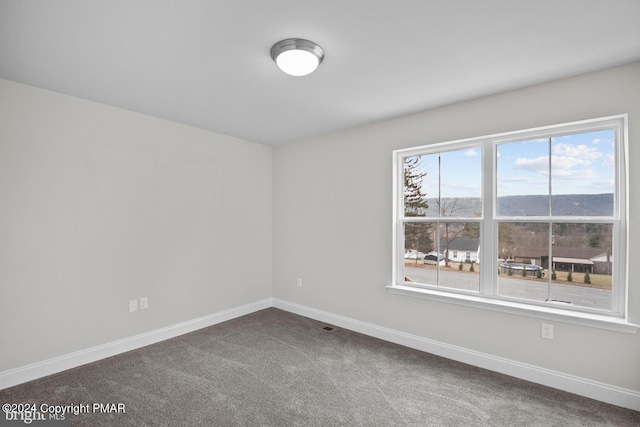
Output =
[{"x1": 1, "y1": 308, "x2": 638, "y2": 426}]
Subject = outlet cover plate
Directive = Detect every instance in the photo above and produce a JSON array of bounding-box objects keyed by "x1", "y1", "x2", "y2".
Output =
[{"x1": 541, "y1": 323, "x2": 554, "y2": 339}]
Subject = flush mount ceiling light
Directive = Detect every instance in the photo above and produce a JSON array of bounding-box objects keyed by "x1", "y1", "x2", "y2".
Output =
[{"x1": 270, "y1": 38, "x2": 324, "y2": 76}]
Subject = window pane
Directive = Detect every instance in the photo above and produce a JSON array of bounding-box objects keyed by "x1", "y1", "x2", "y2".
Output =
[
  {"x1": 403, "y1": 155, "x2": 427, "y2": 216},
  {"x1": 439, "y1": 148, "x2": 482, "y2": 211},
  {"x1": 404, "y1": 222, "x2": 434, "y2": 261},
  {"x1": 403, "y1": 221, "x2": 437, "y2": 284},
  {"x1": 550, "y1": 129, "x2": 615, "y2": 216},
  {"x1": 497, "y1": 222, "x2": 549, "y2": 302},
  {"x1": 549, "y1": 223, "x2": 613, "y2": 310},
  {"x1": 438, "y1": 222, "x2": 480, "y2": 292},
  {"x1": 496, "y1": 222, "x2": 614, "y2": 311},
  {"x1": 404, "y1": 149, "x2": 481, "y2": 218},
  {"x1": 403, "y1": 221, "x2": 479, "y2": 292},
  {"x1": 497, "y1": 139, "x2": 549, "y2": 216},
  {"x1": 402, "y1": 154, "x2": 440, "y2": 217}
]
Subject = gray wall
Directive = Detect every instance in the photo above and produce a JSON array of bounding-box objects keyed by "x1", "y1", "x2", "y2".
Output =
[
  {"x1": 0, "y1": 79, "x2": 273, "y2": 372},
  {"x1": 2, "y1": 61, "x2": 639, "y2": 395},
  {"x1": 273, "y1": 61, "x2": 640, "y2": 392}
]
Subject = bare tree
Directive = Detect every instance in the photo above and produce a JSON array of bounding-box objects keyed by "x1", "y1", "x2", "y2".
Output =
[{"x1": 437, "y1": 198, "x2": 471, "y2": 267}]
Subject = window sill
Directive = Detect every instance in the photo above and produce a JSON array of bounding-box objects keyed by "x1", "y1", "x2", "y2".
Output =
[{"x1": 386, "y1": 284, "x2": 639, "y2": 334}]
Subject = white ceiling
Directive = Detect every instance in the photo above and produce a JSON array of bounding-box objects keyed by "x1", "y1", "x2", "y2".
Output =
[{"x1": 1, "y1": 1, "x2": 639, "y2": 146}]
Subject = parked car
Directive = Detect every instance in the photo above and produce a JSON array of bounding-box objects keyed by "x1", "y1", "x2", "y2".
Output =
[
  {"x1": 423, "y1": 253, "x2": 447, "y2": 265},
  {"x1": 404, "y1": 251, "x2": 425, "y2": 260}
]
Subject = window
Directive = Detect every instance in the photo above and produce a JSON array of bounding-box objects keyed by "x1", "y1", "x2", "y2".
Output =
[{"x1": 392, "y1": 115, "x2": 629, "y2": 326}]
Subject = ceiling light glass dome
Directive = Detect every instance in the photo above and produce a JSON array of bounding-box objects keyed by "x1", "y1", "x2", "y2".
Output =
[{"x1": 270, "y1": 38, "x2": 324, "y2": 76}]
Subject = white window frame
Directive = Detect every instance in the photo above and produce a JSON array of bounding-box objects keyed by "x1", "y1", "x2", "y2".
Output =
[{"x1": 389, "y1": 115, "x2": 638, "y2": 333}]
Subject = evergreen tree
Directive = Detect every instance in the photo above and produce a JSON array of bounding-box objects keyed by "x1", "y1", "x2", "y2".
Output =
[
  {"x1": 463, "y1": 212, "x2": 482, "y2": 239},
  {"x1": 403, "y1": 156, "x2": 428, "y2": 216},
  {"x1": 588, "y1": 233, "x2": 602, "y2": 248},
  {"x1": 403, "y1": 156, "x2": 431, "y2": 261}
]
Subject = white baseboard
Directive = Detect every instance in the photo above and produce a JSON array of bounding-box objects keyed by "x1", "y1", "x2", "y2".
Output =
[
  {"x1": 272, "y1": 298, "x2": 640, "y2": 412},
  {"x1": 3, "y1": 297, "x2": 639, "y2": 412},
  {"x1": 0, "y1": 298, "x2": 272, "y2": 391}
]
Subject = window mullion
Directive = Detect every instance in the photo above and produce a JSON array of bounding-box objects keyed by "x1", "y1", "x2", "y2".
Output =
[
  {"x1": 547, "y1": 138, "x2": 552, "y2": 302},
  {"x1": 481, "y1": 140, "x2": 494, "y2": 297}
]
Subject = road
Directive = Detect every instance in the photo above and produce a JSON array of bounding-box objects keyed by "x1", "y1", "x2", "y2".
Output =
[{"x1": 404, "y1": 266, "x2": 612, "y2": 311}]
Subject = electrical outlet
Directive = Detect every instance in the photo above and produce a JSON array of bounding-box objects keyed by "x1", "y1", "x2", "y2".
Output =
[
  {"x1": 541, "y1": 323, "x2": 554, "y2": 340},
  {"x1": 140, "y1": 297, "x2": 148, "y2": 310},
  {"x1": 129, "y1": 299, "x2": 138, "y2": 313},
  {"x1": 296, "y1": 278, "x2": 302, "y2": 288}
]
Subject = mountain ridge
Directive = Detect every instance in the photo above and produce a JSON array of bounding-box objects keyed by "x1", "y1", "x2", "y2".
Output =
[{"x1": 421, "y1": 193, "x2": 613, "y2": 217}]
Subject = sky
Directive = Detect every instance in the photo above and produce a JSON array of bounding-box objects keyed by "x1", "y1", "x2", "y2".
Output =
[
  {"x1": 497, "y1": 129, "x2": 615, "y2": 197},
  {"x1": 408, "y1": 128, "x2": 615, "y2": 199},
  {"x1": 418, "y1": 148, "x2": 482, "y2": 199}
]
